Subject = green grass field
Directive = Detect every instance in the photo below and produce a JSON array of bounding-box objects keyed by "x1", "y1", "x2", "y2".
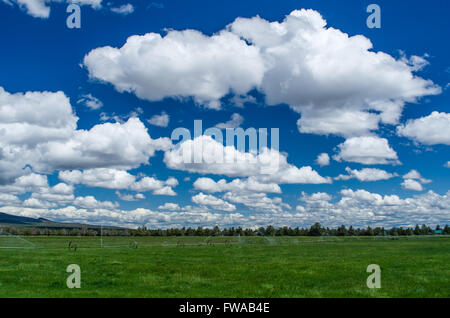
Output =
[{"x1": 0, "y1": 235, "x2": 449, "y2": 297}]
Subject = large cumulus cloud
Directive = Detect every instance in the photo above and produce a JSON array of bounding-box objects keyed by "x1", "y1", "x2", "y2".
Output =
[
  {"x1": 84, "y1": 30, "x2": 265, "y2": 109},
  {"x1": 84, "y1": 9, "x2": 440, "y2": 137},
  {"x1": 397, "y1": 111, "x2": 450, "y2": 145},
  {"x1": 164, "y1": 135, "x2": 331, "y2": 184},
  {"x1": 0, "y1": 87, "x2": 170, "y2": 184}
]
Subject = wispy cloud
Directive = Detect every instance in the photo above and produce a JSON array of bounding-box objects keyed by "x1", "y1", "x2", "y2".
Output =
[
  {"x1": 110, "y1": 3, "x2": 134, "y2": 15},
  {"x1": 77, "y1": 94, "x2": 103, "y2": 110},
  {"x1": 147, "y1": 112, "x2": 169, "y2": 127},
  {"x1": 215, "y1": 113, "x2": 244, "y2": 129}
]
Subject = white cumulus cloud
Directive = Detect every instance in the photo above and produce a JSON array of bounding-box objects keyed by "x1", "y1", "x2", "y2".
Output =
[
  {"x1": 110, "y1": 3, "x2": 133, "y2": 15},
  {"x1": 403, "y1": 170, "x2": 431, "y2": 184},
  {"x1": 164, "y1": 135, "x2": 331, "y2": 184},
  {"x1": 84, "y1": 9, "x2": 439, "y2": 134},
  {"x1": 59, "y1": 168, "x2": 178, "y2": 196},
  {"x1": 223, "y1": 192, "x2": 291, "y2": 213},
  {"x1": 0, "y1": 87, "x2": 172, "y2": 184},
  {"x1": 116, "y1": 191, "x2": 145, "y2": 201},
  {"x1": 157, "y1": 203, "x2": 180, "y2": 211},
  {"x1": 400, "y1": 169, "x2": 431, "y2": 191},
  {"x1": 193, "y1": 177, "x2": 281, "y2": 194},
  {"x1": 1, "y1": 190, "x2": 450, "y2": 228},
  {"x1": 229, "y1": 10, "x2": 440, "y2": 137},
  {"x1": 215, "y1": 113, "x2": 244, "y2": 129},
  {"x1": 77, "y1": 94, "x2": 103, "y2": 110},
  {"x1": 192, "y1": 192, "x2": 236, "y2": 212},
  {"x1": 316, "y1": 153, "x2": 330, "y2": 167},
  {"x1": 147, "y1": 111, "x2": 169, "y2": 127},
  {"x1": 335, "y1": 167, "x2": 397, "y2": 182},
  {"x1": 73, "y1": 195, "x2": 119, "y2": 210},
  {"x1": 84, "y1": 29, "x2": 265, "y2": 109},
  {"x1": 397, "y1": 112, "x2": 450, "y2": 145},
  {"x1": 401, "y1": 179, "x2": 423, "y2": 191},
  {"x1": 334, "y1": 136, "x2": 400, "y2": 165}
]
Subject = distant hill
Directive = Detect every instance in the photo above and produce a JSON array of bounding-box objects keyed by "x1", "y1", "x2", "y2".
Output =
[{"x1": 0, "y1": 212, "x2": 125, "y2": 230}]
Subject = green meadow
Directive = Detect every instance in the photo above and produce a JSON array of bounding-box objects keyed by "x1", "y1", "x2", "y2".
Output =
[{"x1": 0, "y1": 236, "x2": 449, "y2": 297}]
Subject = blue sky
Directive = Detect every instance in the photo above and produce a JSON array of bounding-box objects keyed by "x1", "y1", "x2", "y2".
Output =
[{"x1": 0, "y1": 0, "x2": 449, "y2": 229}]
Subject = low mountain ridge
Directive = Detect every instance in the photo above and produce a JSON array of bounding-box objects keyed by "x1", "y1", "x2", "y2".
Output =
[{"x1": 0, "y1": 212, "x2": 125, "y2": 230}]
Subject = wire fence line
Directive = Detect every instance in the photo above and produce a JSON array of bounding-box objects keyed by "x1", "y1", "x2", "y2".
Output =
[{"x1": 0, "y1": 234, "x2": 448, "y2": 250}]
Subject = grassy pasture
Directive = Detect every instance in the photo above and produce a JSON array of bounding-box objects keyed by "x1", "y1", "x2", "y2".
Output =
[{"x1": 0, "y1": 235, "x2": 448, "y2": 297}]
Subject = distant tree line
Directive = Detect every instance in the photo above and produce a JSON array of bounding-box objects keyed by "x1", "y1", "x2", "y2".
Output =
[{"x1": 1, "y1": 223, "x2": 448, "y2": 237}]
